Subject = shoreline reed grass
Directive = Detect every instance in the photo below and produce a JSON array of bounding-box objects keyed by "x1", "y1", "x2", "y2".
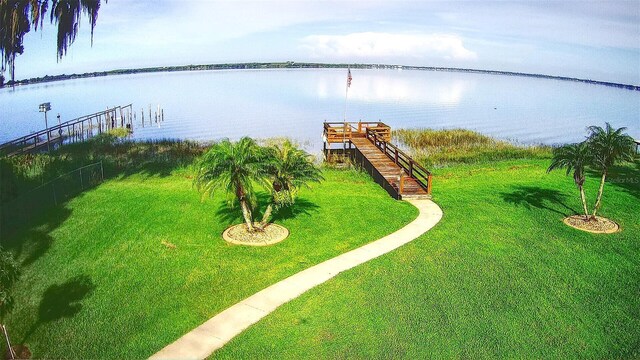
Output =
[{"x1": 393, "y1": 128, "x2": 552, "y2": 168}]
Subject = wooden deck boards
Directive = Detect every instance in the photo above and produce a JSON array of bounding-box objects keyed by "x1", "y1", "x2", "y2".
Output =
[{"x1": 350, "y1": 138, "x2": 430, "y2": 199}]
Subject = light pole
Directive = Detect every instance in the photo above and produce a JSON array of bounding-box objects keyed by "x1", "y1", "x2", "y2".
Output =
[{"x1": 39, "y1": 102, "x2": 51, "y2": 152}]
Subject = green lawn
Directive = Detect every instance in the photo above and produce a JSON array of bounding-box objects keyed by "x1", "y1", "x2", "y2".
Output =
[
  {"x1": 2, "y1": 168, "x2": 417, "y2": 358},
  {"x1": 4, "y1": 139, "x2": 638, "y2": 359},
  {"x1": 214, "y1": 159, "x2": 640, "y2": 359}
]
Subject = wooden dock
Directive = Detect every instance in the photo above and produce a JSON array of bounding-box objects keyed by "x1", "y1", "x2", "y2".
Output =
[
  {"x1": 0, "y1": 105, "x2": 133, "y2": 156},
  {"x1": 323, "y1": 122, "x2": 432, "y2": 199}
]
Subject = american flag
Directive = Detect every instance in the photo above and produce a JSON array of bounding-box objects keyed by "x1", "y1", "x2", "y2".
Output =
[{"x1": 347, "y1": 68, "x2": 352, "y2": 88}]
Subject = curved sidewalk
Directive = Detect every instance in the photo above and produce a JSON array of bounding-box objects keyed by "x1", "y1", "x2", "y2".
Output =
[{"x1": 150, "y1": 199, "x2": 443, "y2": 359}]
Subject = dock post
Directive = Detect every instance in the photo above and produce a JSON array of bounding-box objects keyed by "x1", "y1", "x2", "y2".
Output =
[{"x1": 44, "y1": 110, "x2": 51, "y2": 152}]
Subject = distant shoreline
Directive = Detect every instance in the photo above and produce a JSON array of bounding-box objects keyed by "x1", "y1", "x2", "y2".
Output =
[{"x1": 2, "y1": 62, "x2": 639, "y2": 91}]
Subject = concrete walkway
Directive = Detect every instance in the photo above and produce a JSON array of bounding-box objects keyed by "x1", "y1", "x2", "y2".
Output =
[{"x1": 150, "y1": 199, "x2": 443, "y2": 359}]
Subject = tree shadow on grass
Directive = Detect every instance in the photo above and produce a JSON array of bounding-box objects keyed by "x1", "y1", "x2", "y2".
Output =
[
  {"x1": 1, "y1": 205, "x2": 71, "y2": 266},
  {"x1": 16, "y1": 230, "x2": 54, "y2": 267},
  {"x1": 500, "y1": 185, "x2": 578, "y2": 217},
  {"x1": 588, "y1": 161, "x2": 640, "y2": 200},
  {"x1": 215, "y1": 202, "x2": 245, "y2": 226},
  {"x1": 214, "y1": 195, "x2": 320, "y2": 226},
  {"x1": 22, "y1": 275, "x2": 96, "y2": 344},
  {"x1": 271, "y1": 198, "x2": 320, "y2": 222},
  {"x1": 2, "y1": 141, "x2": 203, "y2": 267}
]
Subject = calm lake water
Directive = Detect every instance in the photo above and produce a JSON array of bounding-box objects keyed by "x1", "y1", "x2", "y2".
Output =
[{"x1": 1, "y1": 68, "x2": 638, "y2": 153}]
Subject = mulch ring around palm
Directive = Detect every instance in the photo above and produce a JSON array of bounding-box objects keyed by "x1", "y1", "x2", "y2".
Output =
[
  {"x1": 222, "y1": 223, "x2": 289, "y2": 246},
  {"x1": 563, "y1": 215, "x2": 620, "y2": 234},
  {"x1": 5, "y1": 345, "x2": 31, "y2": 360}
]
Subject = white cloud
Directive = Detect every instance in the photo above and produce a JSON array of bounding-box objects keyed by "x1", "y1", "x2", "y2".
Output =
[
  {"x1": 302, "y1": 32, "x2": 478, "y2": 62},
  {"x1": 14, "y1": 0, "x2": 640, "y2": 84}
]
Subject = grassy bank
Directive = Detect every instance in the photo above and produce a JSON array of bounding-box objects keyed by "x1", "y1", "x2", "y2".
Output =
[
  {"x1": 1, "y1": 134, "x2": 205, "y2": 237},
  {"x1": 3, "y1": 131, "x2": 638, "y2": 358},
  {"x1": 394, "y1": 128, "x2": 552, "y2": 167},
  {"x1": 1, "y1": 141, "x2": 416, "y2": 358},
  {"x1": 215, "y1": 158, "x2": 640, "y2": 358},
  {"x1": 1, "y1": 134, "x2": 203, "y2": 199}
]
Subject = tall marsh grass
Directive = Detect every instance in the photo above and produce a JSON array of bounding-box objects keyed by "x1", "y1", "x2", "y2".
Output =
[{"x1": 394, "y1": 128, "x2": 552, "y2": 167}]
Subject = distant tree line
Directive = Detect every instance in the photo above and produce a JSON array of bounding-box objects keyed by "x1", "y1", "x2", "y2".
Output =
[{"x1": 2, "y1": 62, "x2": 639, "y2": 91}]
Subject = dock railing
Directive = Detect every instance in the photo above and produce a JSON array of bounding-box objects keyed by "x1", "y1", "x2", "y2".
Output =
[
  {"x1": 365, "y1": 128, "x2": 432, "y2": 194},
  {"x1": 323, "y1": 121, "x2": 391, "y2": 143}
]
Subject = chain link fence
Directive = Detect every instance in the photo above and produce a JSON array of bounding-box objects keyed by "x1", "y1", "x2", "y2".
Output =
[{"x1": 1, "y1": 162, "x2": 104, "y2": 234}]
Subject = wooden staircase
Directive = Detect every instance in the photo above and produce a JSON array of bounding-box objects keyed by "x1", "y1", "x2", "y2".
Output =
[
  {"x1": 323, "y1": 121, "x2": 432, "y2": 200},
  {"x1": 351, "y1": 138, "x2": 431, "y2": 199}
]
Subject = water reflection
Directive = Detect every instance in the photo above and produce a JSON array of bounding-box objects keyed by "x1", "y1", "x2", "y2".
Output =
[
  {"x1": 1, "y1": 68, "x2": 638, "y2": 153},
  {"x1": 315, "y1": 70, "x2": 474, "y2": 105}
]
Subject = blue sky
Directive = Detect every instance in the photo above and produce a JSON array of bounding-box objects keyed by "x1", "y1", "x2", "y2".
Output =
[{"x1": 15, "y1": 0, "x2": 640, "y2": 85}]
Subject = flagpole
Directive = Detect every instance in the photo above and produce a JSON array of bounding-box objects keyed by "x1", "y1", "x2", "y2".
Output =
[
  {"x1": 343, "y1": 76, "x2": 349, "y2": 122},
  {"x1": 343, "y1": 67, "x2": 352, "y2": 150}
]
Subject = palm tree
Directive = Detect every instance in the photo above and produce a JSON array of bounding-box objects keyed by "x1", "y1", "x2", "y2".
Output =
[
  {"x1": 194, "y1": 137, "x2": 269, "y2": 232},
  {"x1": 547, "y1": 141, "x2": 592, "y2": 219},
  {"x1": 259, "y1": 140, "x2": 323, "y2": 228},
  {"x1": 587, "y1": 123, "x2": 636, "y2": 217}
]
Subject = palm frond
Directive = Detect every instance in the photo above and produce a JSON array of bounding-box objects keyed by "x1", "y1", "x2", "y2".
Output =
[
  {"x1": 587, "y1": 122, "x2": 635, "y2": 170},
  {"x1": 547, "y1": 142, "x2": 591, "y2": 187}
]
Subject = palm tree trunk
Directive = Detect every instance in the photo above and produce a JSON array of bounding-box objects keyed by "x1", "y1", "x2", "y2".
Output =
[
  {"x1": 592, "y1": 171, "x2": 607, "y2": 218},
  {"x1": 579, "y1": 185, "x2": 589, "y2": 220},
  {"x1": 240, "y1": 200, "x2": 255, "y2": 232},
  {"x1": 2, "y1": 324, "x2": 16, "y2": 359},
  {"x1": 259, "y1": 203, "x2": 273, "y2": 229}
]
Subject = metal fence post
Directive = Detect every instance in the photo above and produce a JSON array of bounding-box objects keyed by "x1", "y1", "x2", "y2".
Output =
[{"x1": 52, "y1": 182, "x2": 58, "y2": 206}]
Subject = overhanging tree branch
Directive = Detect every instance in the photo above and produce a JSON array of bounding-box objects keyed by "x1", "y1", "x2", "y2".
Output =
[{"x1": 0, "y1": 0, "x2": 105, "y2": 84}]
